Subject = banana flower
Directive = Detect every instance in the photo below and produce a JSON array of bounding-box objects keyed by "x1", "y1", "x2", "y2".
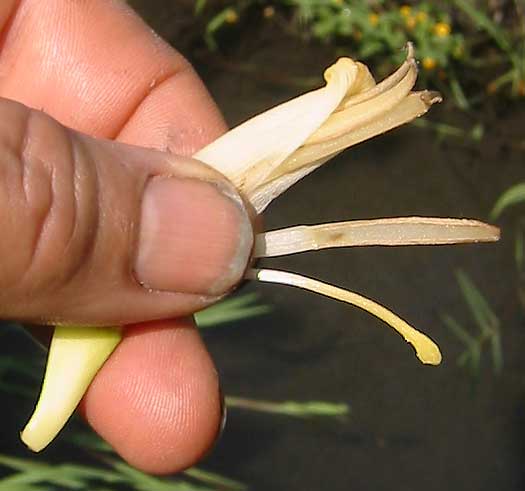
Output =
[{"x1": 21, "y1": 45, "x2": 499, "y2": 452}]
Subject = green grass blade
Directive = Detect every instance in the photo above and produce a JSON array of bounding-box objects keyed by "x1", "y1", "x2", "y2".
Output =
[
  {"x1": 469, "y1": 345, "x2": 482, "y2": 376},
  {"x1": 452, "y1": 0, "x2": 513, "y2": 55},
  {"x1": 449, "y1": 71, "x2": 470, "y2": 110},
  {"x1": 110, "y1": 460, "x2": 212, "y2": 491},
  {"x1": 0, "y1": 481, "x2": 53, "y2": 491},
  {"x1": 490, "y1": 328, "x2": 504, "y2": 373},
  {"x1": 196, "y1": 293, "x2": 271, "y2": 328},
  {"x1": 65, "y1": 430, "x2": 113, "y2": 453},
  {"x1": 516, "y1": 223, "x2": 525, "y2": 272},
  {"x1": 455, "y1": 270, "x2": 499, "y2": 335},
  {"x1": 226, "y1": 397, "x2": 350, "y2": 418},
  {"x1": 0, "y1": 455, "x2": 48, "y2": 473},
  {"x1": 457, "y1": 349, "x2": 470, "y2": 367},
  {"x1": 0, "y1": 468, "x2": 84, "y2": 489},
  {"x1": 194, "y1": 0, "x2": 207, "y2": 15},
  {"x1": 441, "y1": 314, "x2": 476, "y2": 347},
  {"x1": 490, "y1": 182, "x2": 525, "y2": 220},
  {"x1": 58, "y1": 464, "x2": 123, "y2": 484},
  {"x1": 184, "y1": 468, "x2": 247, "y2": 491}
]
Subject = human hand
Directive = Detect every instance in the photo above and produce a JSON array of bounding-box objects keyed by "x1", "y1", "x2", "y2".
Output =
[{"x1": 0, "y1": 0, "x2": 253, "y2": 474}]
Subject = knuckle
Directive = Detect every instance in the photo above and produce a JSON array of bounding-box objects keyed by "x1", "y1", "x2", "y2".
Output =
[{"x1": 0, "y1": 102, "x2": 99, "y2": 313}]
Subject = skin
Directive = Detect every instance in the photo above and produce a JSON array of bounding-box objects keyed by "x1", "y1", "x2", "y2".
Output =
[{"x1": 0, "y1": 0, "x2": 233, "y2": 475}]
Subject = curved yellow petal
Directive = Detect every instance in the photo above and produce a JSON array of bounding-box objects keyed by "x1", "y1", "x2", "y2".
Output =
[
  {"x1": 247, "y1": 268, "x2": 441, "y2": 365},
  {"x1": 21, "y1": 325, "x2": 121, "y2": 452},
  {"x1": 195, "y1": 57, "x2": 360, "y2": 194}
]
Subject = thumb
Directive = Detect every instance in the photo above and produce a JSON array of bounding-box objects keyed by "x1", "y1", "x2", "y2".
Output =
[{"x1": 0, "y1": 98, "x2": 253, "y2": 325}]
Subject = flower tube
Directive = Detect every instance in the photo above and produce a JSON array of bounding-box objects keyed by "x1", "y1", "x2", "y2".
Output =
[{"x1": 21, "y1": 45, "x2": 499, "y2": 452}]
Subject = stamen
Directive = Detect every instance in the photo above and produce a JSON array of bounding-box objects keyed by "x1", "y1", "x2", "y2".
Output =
[
  {"x1": 246, "y1": 268, "x2": 442, "y2": 365},
  {"x1": 255, "y1": 217, "x2": 501, "y2": 258}
]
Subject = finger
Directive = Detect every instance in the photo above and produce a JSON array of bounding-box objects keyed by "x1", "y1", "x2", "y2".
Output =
[
  {"x1": 0, "y1": 0, "x2": 226, "y2": 152},
  {"x1": 0, "y1": 98, "x2": 253, "y2": 325},
  {"x1": 0, "y1": 1, "x2": 232, "y2": 473},
  {"x1": 80, "y1": 319, "x2": 223, "y2": 475}
]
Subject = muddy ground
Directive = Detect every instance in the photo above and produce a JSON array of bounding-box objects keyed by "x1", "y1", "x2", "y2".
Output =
[{"x1": 3, "y1": 2, "x2": 525, "y2": 490}]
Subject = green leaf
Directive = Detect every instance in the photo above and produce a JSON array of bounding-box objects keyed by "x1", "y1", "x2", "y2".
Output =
[
  {"x1": 194, "y1": 0, "x2": 207, "y2": 16},
  {"x1": 490, "y1": 182, "x2": 525, "y2": 220}
]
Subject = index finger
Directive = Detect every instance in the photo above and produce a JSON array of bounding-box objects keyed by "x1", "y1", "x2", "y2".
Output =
[
  {"x1": 0, "y1": 0, "x2": 226, "y2": 152},
  {"x1": 1, "y1": 0, "x2": 228, "y2": 474}
]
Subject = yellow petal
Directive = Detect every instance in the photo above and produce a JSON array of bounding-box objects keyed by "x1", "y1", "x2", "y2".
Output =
[
  {"x1": 21, "y1": 326, "x2": 121, "y2": 452},
  {"x1": 247, "y1": 268, "x2": 441, "y2": 365}
]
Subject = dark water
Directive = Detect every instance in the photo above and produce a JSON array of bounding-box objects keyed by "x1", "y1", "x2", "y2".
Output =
[{"x1": 135, "y1": 2, "x2": 525, "y2": 490}]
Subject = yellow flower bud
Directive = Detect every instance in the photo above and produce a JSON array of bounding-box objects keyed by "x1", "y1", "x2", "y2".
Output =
[
  {"x1": 422, "y1": 57, "x2": 437, "y2": 70},
  {"x1": 434, "y1": 22, "x2": 451, "y2": 37},
  {"x1": 405, "y1": 16, "x2": 416, "y2": 29},
  {"x1": 225, "y1": 8, "x2": 239, "y2": 24},
  {"x1": 416, "y1": 11, "x2": 428, "y2": 23},
  {"x1": 263, "y1": 6, "x2": 275, "y2": 18},
  {"x1": 518, "y1": 80, "x2": 525, "y2": 97},
  {"x1": 400, "y1": 5, "x2": 411, "y2": 17},
  {"x1": 486, "y1": 82, "x2": 497, "y2": 94}
]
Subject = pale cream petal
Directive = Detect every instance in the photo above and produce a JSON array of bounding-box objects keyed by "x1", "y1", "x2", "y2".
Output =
[
  {"x1": 338, "y1": 61, "x2": 376, "y2": 101},
  {"x1": 340, "y1": 42, "x2": 415, "y2": 109},
  {"x1": 306, "y1": 61, "x2": 417, "y2": 144},
  {"x1": 195, "y1": 58, "x2": 359, "y2": 194},
  {"x1": 255, "y1": 217, "x2": 501, "y2": 257},
  {"x1": 249, "y1": 91, "x2": 441, "y2": 213}
]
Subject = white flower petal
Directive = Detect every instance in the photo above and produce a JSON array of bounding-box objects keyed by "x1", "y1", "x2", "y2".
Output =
[
  {"x1": 255, "y1": 217, "x2": 501, "y2": 257},
  {"x1": 195, "y1": 58, "x2": 360, "y2": 195}
]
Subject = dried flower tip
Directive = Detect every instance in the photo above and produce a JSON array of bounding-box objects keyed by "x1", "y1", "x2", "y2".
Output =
[
  {"x1": 249, "y1": 90, "x2": 441, "y2": 213},
  {"x1": 247, "y1": 268, "x2": 442, "y2": 365},
  {"x1": 255, "y1": 217, "x2": 501, "y2": 258},
  {"x1": 196, "y1": 45, "x2": 441, "y2": 214},
  {"x1": 305, "y1": 58, "x2": 417, "y2": 144}
]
